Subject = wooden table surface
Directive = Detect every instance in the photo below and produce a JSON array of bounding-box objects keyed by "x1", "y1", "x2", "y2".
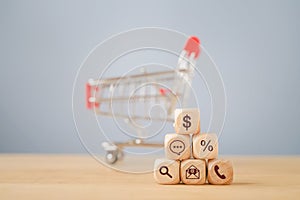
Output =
[{"x1": 0, "y1": 155, "x2": 299, "y2": 200}]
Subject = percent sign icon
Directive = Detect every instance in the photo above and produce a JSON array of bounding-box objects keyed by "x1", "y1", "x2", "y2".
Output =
[{"x1": 201, "y1": 140, "x2": 213, "y2": 152}]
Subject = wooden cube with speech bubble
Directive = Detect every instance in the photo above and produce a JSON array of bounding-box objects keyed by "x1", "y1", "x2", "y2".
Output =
[{"x1": 165, "y1": 133, "x2": 191, "y2": 160}]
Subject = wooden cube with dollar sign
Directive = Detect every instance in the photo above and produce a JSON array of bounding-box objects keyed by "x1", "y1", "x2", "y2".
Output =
[{"x1": 174, "y1": 108, "x2": 200, "y2": 135}]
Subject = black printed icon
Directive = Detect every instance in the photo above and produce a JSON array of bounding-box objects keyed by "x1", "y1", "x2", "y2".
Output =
[
  {"x1": 201, "y1": 139, "x2": 213, "y2": 152},
  {"x1": 169, "y1": 140, "x2": 185, "y2": 155},
  {"x1": 159, "y1": 166, "x2": 172, "y2": 178},
  {"x1": 183, "y1": 114, "x2": 191, "y2": 131},
  {"x1": 214, "y1": 165, "x2": 226, "y2": 179},
  {"x1": 186, "y1": 165, "x2": 200, "y2": 179}
]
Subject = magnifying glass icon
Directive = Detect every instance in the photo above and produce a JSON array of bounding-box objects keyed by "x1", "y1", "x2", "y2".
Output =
[{"x1": 159, "y1": 166, "x2": 172, "y2": 178}]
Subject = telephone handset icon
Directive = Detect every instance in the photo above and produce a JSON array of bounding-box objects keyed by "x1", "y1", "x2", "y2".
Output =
[{"x1": 214, "y1": 165, "x2": 226, "y2": 179}]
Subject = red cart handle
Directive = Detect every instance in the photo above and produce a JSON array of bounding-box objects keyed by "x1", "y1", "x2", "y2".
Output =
[
  {"x1": 86, "y1": 82, "x2": 99, "y2": 109},
  {"x1": 183, "y1": 36, "x2": 200, "y2": 59}
]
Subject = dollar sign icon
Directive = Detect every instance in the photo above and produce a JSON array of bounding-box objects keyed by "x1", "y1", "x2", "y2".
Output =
[{"x1": 183, "y1": 114, "x2": 191, "y2": 131}]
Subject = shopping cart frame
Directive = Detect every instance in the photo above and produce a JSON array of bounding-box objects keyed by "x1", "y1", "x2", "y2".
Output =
[{"x1": 85, "y1": 36, "x2": 200, "y2": 164}]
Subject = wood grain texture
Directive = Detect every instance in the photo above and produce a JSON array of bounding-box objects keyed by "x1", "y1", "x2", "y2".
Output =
[{"x1": 0, "y1": 155, "x2": 300, "y2": 200}]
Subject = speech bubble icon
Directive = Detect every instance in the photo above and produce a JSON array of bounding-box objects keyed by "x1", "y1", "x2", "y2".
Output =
[{"x1": 170, "y1": 140, "x2": 185, "y2": 155}]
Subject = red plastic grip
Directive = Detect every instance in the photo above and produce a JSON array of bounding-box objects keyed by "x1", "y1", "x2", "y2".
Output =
[
  {"x1": 86, "y1": 83, "x2": 99, "y2": 109},
  {"x1": 183, "y1": 36, "x2": 200, "y2": 59}
]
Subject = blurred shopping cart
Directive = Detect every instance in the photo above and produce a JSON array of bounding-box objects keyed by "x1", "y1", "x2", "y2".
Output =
[{"x1": 85, "y1": 36, "x2": 201, "y2": 164}]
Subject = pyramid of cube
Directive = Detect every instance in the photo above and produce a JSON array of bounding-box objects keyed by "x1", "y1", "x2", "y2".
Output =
[{"x1": 154, "y1": 108, "x2": 233, "y2": 185}]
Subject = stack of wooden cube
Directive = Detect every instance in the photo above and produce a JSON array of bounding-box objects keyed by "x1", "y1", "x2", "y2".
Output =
[{"x1": 154, "y1": 108, "x2": 233, "y2": 185}]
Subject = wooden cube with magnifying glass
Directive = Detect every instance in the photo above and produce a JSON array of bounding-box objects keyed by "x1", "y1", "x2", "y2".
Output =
[{"x1": 153, "y1": 159, "x2": 180, "y2": 184}]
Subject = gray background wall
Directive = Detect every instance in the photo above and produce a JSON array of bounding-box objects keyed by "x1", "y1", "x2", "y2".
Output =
[{"x1": 0, "y1": 0, "x2": 299, "y2": 154}]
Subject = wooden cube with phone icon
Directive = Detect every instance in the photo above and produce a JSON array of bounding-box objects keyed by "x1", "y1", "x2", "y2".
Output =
[{"x1": 207, "y1": 159, "x2": 233, "y2": 185}]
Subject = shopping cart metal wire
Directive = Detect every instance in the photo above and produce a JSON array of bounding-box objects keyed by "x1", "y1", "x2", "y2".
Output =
[{"x1": 85, "y1": 36, "x2": 201, "y2": 164}]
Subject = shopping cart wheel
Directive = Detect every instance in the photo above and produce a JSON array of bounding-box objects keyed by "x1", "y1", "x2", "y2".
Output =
[
  {"x1": 105, "y1": 150, "x2": 118, "y2": 164},
  {"x1": 102, "y1": 142, "x2": 120, "y2": 164}
]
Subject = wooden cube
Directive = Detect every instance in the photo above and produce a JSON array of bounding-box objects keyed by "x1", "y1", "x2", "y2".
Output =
[
  {"x1": 207, "y1": 159, "x2": 233, "y2": 185},
  {"x1": 153, "y1": 158, "x2": 180, "y2": 184},
  {"x1": 174, "y1": 108, "x2": 200, "y2": 134},
  {"x1": 165, "y1": 133, "x2": 191, "y2": 160},
  {"x1": 193, "y1": 133, "x2": 218, "y2": 159},
  {"x1": 180, "y1": 159, "x2": 206, "y2": 185}
]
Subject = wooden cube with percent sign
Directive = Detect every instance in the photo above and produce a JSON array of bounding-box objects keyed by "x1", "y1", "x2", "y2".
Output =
[
  {"x1": 193, "y1": 133, "x2": 218, "y2": 159},
  {"x1": 174, "y1": 108, "x2": 200, "y2": 135},
  {"x1": 180, "y1": 159, "x2": 206, "y2": 185},
  {"x1": 207, "y1": 159, "x2": 233, "y2": 185},
  {"x1": 153, "y1": 158, "x2": 180, "y2": 185},
  {"x1": 165, "y1": 133, "x2": 191, "y2": 160}
]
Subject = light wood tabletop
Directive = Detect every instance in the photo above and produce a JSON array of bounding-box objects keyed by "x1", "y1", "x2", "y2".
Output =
[{"x1": 0, "y1": 155, "x2": 299, "y2": 200}]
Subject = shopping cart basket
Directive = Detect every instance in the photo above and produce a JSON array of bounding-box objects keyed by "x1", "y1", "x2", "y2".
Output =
[{"x1": 86, "y1": 36, "x2": 201, "y2": 164}]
